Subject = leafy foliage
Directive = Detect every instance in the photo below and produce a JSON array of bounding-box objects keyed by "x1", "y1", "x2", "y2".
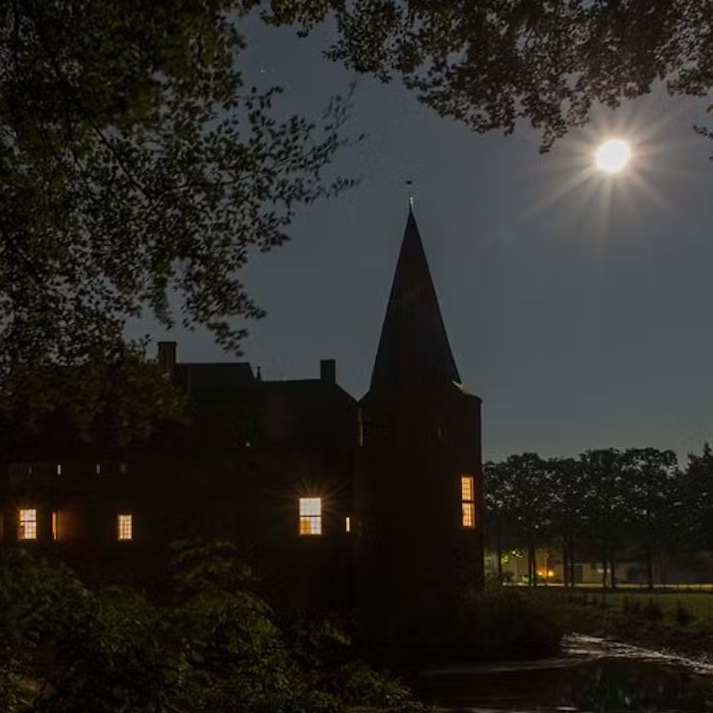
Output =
[
  {"x1": 313, "y1": 0, "x2": 713, "y2": 149},
  {"x1": 0, "y1": 1, "x2": 356, "y2": 434},
  {"x1": 0, "y1": 544, "x2": 426, "y2": 713}
]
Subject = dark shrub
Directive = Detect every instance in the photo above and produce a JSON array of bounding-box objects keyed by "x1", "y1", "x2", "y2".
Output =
[
  {"x1": 642, "y1": 597, "x2": 663, "y2": 621},
  {"x1": 674, "y1": 600, "x2": 695, "y2": 626},
  {"x1": 376, "y1": 586, "x2": 562, "y2": 667}
]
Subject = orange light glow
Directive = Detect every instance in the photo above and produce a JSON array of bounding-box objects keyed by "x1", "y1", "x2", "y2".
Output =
[
  {"x1": 299, "y1": 498, "x2": 322, "y2": 535},
  {"x1": 18, "y1": 509, "x2": 37, "y2": 540},
  {"x1": 461, "y1": 475, "x2": 475, "y2": 528},
  {"x1": 117, "y1": 514, "x2": 133, "y2": 541}
]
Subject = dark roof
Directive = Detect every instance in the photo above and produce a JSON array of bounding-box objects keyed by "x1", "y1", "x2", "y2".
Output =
[
  {"x1": 174, "y1": 362, "x2": 254, "y2": 400},
  {"x1": 370, "y1": 208, "x2": 460, "y2": 390}
]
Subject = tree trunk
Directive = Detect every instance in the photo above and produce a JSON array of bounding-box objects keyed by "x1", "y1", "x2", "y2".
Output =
[
  {"x1": 601, "y1": 544, "x2": 608, "y2": 589},
  {"x1": 610, "y1": 544, "x2": 617, "y2": 589},
  {"x1": 496, "y1": 523, "x2": 503, "y2": 584},
  {"x1": 646, "y1": 541, "x2": 654, "y2": 590},
  {"x1": 562, "y1": 536, "x2": 569, "y2": 588},
  {"x1": 569, "y1": 540, "x2": 577, "y2": 588},
  {"x1": 529, "y1": 541, "x2": 537, "y2": 587}
]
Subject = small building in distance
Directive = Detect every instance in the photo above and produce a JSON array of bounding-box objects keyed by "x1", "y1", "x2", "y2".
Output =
[{"x1": 0, "y1": 208, "x2": 484, "y2": 621}]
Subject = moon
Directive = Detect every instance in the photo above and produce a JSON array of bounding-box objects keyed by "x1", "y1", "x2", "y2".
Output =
[{"x1": 595, "y1": 139, "x2": 631, "y2": 174}]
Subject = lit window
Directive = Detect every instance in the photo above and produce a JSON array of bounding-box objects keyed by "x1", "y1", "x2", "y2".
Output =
[
  {"x1": 117, "y1": 514, "x2": 133, "y2": 541},
  {"x1": 299, "y1": 498, "x2": 322, "y2": 535},
  {"x1": 345, "y1": 516, "x2": 351, "y2": 533},
  {"x1": 461, "y1": 475, "x2": 475, "y2": 529},
  {"x1": 96, "y1": 463, "x2": 101, "y2": 475},
  {"x1": 51, "y1": 512, "x2": 59, "y2": 540},
  {"x1": 18, "y1": 509, "x2": 37, "y2": 540},
  {"x1": 56, "y1": 464, "x2": 62, "y2": 475}
]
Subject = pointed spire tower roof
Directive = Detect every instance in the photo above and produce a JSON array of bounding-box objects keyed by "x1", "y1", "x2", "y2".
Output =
[{"x1": 370, "y1": 208, "x2": 461, "y2": 390}]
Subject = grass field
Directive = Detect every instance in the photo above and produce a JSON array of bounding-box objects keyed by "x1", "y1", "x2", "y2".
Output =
[{"x1": 528, "y1": 586, "x2": 713, "y2": 628}]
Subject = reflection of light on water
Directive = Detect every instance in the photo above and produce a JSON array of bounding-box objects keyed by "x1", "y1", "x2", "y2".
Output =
[
  {"x1": 565, "y1": 634, "x2": 713, "y2": 677},
  {"x1": 421, "y1": 633, "x2": 713, "y2": 712}
]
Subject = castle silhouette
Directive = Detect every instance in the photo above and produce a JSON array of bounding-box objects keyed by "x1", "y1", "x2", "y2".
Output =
[{"x1": 0, "y1": 208, "x2": 484, "y2": 622}]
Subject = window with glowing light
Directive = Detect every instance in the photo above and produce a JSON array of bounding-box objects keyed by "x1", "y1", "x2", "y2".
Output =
[
  {"x1": 461, "y1": 475, "x2": 475, "y2": 529},
  {"x1": 345, "y1": 516, "x2": 351, "y2": 533},
  {"x1": 19, "y1": 509, "x2": 37, "y2": 540},
  {"x1": 299, "y1": 498, "x2": 322, "y2": 535},
  {"x1": 51, "y1": 512, "x2": 59, "y2": 541},
  {"x1": 117, "y1": 514, "x2": 133, "y2": 541}
]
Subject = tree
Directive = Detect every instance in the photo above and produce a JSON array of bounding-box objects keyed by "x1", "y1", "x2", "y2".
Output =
[
  {"x1": 483, "y1": 460, "x2": 512, "y2": 583},
  {"x1": 501, "y1": 453, "x2": 552, "y2": 586},
  {"x1": 548, "y1": 456, "x2": 588, "y2": 588},
  {"x1": 0, "y1": 1, "x2": 355, "y2": 434},
  {"x1": 620, "y1": 447, "x2": 678, "y2": 589},
  {"x1": 579, "y1": 448, "x2": 630, "y2": 589},
  {"x1": 678, "y1": 444, "x2": 713, "y2": 555},
  {"x1": 318, "y1": 0, "x2": 713, "y2": 149}
]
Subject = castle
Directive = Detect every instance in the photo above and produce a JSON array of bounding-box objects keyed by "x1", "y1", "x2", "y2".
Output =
[{"x1": 0, "y1": 209, "x2": 484, "y2": 621}]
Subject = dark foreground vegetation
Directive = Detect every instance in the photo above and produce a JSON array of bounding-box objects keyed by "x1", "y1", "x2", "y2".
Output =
[
  {"x1": 0, "y1": 545, "x2": 566, "y2": 712},
  {"x1": 0, "y1": 543, "x2": 427, "y2": 713}
]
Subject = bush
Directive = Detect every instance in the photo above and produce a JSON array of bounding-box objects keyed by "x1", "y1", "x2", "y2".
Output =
[
  {"x1": 374, "y1": 585, "x2": 562, "y2": 667},
  {"x1": 674, "y1": 600, "x2": 695, "y2": 626},
  {"x1": 642, "y1": 598, "x2": 663, "y2": 621},
  {"x1": 0, "y1": 545, "x2": 427, "y2": 713}
]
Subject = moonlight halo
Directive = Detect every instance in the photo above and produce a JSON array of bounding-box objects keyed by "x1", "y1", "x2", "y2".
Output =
[{"x1": 595, "y1": 139, "x2": 631, "y2": 174}]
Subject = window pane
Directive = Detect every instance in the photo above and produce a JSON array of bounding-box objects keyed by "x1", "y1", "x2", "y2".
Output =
[
  {"x1": 300, "y1": 516, "x2": 322, "y2": 535},
  {"x1": 461, "y1": 475, "x2": 474, "y2": 502},
  {"x1": 299, "y1": 497, "x2": 321, "y2": 516},
  {"x1": 118, "y1": 514, "x2": 133, "y2": 541},
  {"x1": 18, "y1": 509, "x2": 37, "y2": 540},
  {"x1": 462, "y1": 502, "x2": 475, "y2": 528},
  {"x1": 51, "y1": 512, "x2": 59, "y2": 541}
]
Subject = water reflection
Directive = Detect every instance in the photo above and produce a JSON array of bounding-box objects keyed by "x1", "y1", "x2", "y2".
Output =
[{"x1": 420, "y1": 647, "x2": 713, "y2": 711}]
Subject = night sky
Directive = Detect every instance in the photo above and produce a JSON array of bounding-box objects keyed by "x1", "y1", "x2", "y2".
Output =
[{"x1": 150, "y1": 20, "x2": 713, "y2": 463}]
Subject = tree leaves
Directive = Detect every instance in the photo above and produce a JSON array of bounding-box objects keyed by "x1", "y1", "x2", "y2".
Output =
[{"x1": 0, "y1": 1, "x2": 358, "y2": 436}]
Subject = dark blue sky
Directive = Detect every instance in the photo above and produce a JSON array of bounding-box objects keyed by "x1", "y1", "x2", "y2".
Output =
[{"x1": 153, "y1": 21, "x2": 713, "y2": 463}]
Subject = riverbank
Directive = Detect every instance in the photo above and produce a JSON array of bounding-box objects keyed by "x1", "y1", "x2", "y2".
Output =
[{"x1": 545, "y1": 589, "x2": 713, "y2": 661}]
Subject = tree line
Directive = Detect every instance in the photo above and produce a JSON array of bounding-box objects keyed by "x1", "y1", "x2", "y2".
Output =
[{"x1": 484, "y1": 445, "x2": 713, "y2": 589}]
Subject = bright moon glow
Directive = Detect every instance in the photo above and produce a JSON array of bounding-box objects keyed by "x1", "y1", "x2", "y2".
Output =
[{"x1": 595, "y1": 139, "x2": 631, "y2": 174}]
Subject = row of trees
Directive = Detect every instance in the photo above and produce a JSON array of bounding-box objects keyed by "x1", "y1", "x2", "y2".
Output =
[{"x1": 484, "y1": 445, "x2": 713, "y2": 589}]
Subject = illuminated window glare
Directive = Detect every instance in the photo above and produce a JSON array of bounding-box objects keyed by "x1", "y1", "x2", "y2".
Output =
[
  {"x1": 345, "y1": 516, "x2": 351, "y2": 533},
  {"x1": 117, "y1": 514, "x2": 133, "y2": 541},
  {"x1": 461, "y1": 475, "x2": 475, "y2": 529},
  {"x1": 19, "y1": 509, "x2": 37, "y2": 540},
  {"x1": 51, "y1": 512, "x2": 59, "y2": 541},
  {"x1": 299, "y1": 497, "x2": 322, "y2": 535}
]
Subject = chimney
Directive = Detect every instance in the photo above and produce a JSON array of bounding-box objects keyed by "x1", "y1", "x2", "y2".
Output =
[
  {"x1": 157, "y1": 341, "x2": 177, "y2": 374},
  {"x1": 320, "y1": 359, "x2": 336, "y2": 384}
]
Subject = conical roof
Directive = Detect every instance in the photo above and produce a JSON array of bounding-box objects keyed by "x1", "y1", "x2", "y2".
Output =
[{"x1": 370, "y1": 208, "x2": 460, "y2": 390}]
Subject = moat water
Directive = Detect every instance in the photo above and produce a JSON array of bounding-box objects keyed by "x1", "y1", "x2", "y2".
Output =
[{"x1": 419, "y1": 635, "x2": 713, "y2": 712}]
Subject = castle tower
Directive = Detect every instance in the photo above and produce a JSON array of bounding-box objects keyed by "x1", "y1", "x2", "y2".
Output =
[{"x1": 357, "y1": 208, "x2": 484, "y2": 640}]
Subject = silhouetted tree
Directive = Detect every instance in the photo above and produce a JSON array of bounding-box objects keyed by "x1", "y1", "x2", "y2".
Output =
[
  {"x1": 678, "y1": 444, "x2": 713, "y2": 555},
  {"x1": 316, "y1": 1, "x2": 713, "y2": 149},
  {"x1": 0, "y1": 2, "x2": 355, "y2": 434},
  {"x1": 621, "y1": 448, "x2": 678, "y2": 589},
  {"x1": 579, "y1": 449, "x2": 629, "y2": 588},
  {"x1": 548, "y1": 456, "x2": 588, "y2": 588},
  {"x1": 501, "y1": 453, "x2": 552, "y2": 586}
]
